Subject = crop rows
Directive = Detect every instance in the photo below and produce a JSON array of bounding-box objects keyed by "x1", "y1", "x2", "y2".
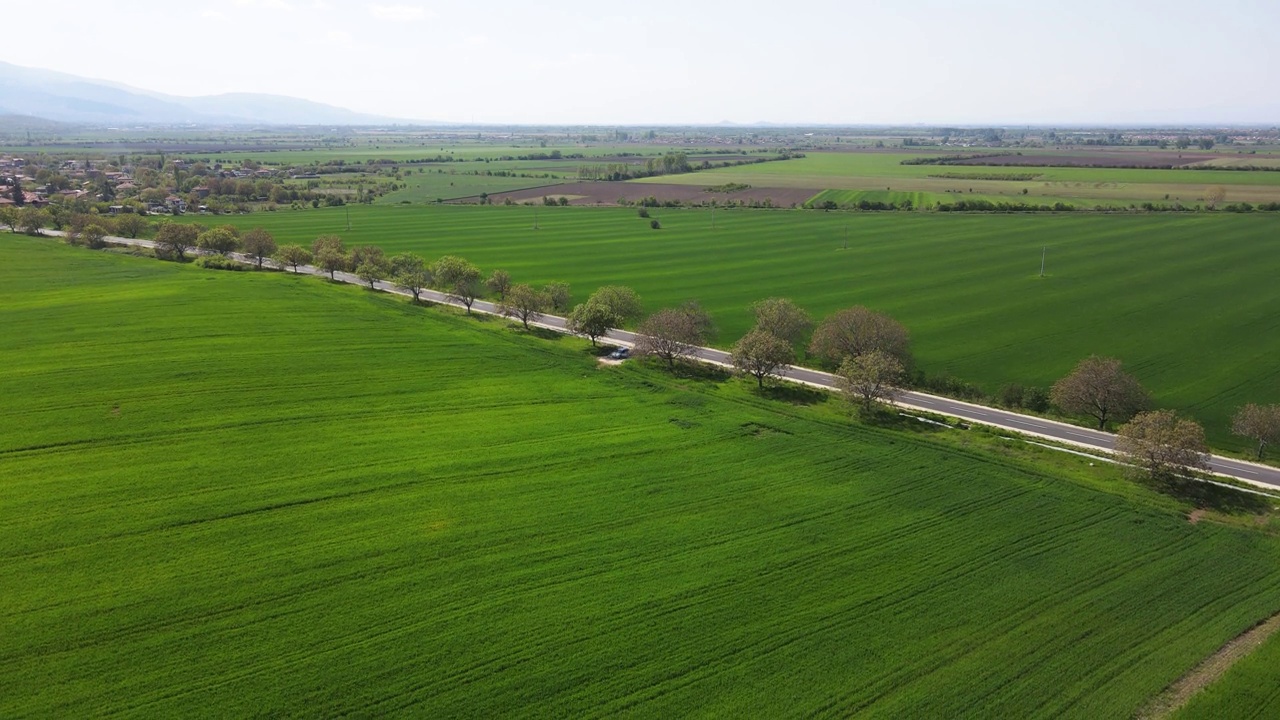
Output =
[
  {"x1": 3, "y1": 239, "x2": 1280, "y2": 716},
  {"x1": 180, "y1": 205, "x2": 1280, "y2": 448}
]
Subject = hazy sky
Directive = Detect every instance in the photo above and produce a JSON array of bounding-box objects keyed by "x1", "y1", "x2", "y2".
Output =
[{"x1": 5, "y1": 0, "x2": 1277, "y2": 124}]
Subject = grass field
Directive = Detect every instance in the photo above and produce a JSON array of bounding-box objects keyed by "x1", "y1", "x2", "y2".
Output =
[
  {"x1": 5, "y1": 237, "x2": 1280, "y2": 717},
  {"x1": 175, "y1": 205, "x2": 1280, "y2": 450},
  {"x1": 1175, "y1": 627, "x2": 1280, "y2": 718},
  {"x1": 174, "y1": 143, "x2": 722, "y2": 166},
  {"x1": 634, "y1": 151, "x2": 1280, "y2": 206}
]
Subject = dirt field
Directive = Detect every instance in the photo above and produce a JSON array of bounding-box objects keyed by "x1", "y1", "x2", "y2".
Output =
[{"x1": 486, "y1": 182, "x2": 819, "y2": 207}]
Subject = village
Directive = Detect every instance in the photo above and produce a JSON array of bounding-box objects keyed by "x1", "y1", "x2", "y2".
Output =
[{"x1": 0, "y1": 153, "x2": 323, "y2": 217}]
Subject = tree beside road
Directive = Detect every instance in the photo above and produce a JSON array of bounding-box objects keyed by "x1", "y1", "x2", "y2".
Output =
[
  {"x1": 390, "y1": 253, "x2": 431, "y2": 303},
  {"x1": 1116, "y1": 410, "x2": 1209, "y2": 480},
  {"x1": 809, "y1": 306, "x2": 911, "y2": 368},
  {"x1": 498, "y1": 284, "x2": 549, "y2": 329},
  {"x1": 635, "y1": 303, "x2": 713, "y2": 369},
  {"x1": 241, "y1": 228, "x2": 277, "y2": 269},
  {"x1": 836, "y1": 349, "x2": 905, "y2": 411},
  {"x1": 486, "y1": 270, "x2": 512, "y2": 301},
  {"x1": 1232, "y1": 404, "x2": 1280, "y2": 461},
  {"x1": 154, "y1": 222, "x2": 199, "y2": 260},
  {"x1": 312, "y1": 235, "x2": 348, "y2": 280},
  {"x1": 433, "y1": 255, "x2": 483, "y2": 313},
  {"x1": 196, "y1": 227, "x2": 240, "y2": 256},
  {"x1": 731, "y1": 329, "x2": 794, "y2": 388},
  {"x1": 566, "y1": 286, "x2": 642, "y2": 346},
  {"x1": 750, "y1": 297, "x2": 811, "y2": 346},
  {"x1": 1050, "y1": 355, "x2": 1149, "y2": 430},
  {"x1": 275, "y1": 245, "x2": 312, "y2": 273}
]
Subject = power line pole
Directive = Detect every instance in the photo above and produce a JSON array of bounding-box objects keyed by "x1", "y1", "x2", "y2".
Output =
[
  {"x1": 1040, "y1": 246, "x2": 1046, "y2": 277},
  {"x1": 534, "y1": 208, "x2": 539, "y2": 230},
  {"x1": 346, "y1": 204, "x2": 351, "y2": 232},
  {"x1": 843, "y1": 225, "x2": 848, "y2": 251}
]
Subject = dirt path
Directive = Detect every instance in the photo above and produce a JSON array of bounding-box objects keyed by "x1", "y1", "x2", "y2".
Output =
[{"x1": 1134, "y1": 611, "x2": 1280, "y2": 719}]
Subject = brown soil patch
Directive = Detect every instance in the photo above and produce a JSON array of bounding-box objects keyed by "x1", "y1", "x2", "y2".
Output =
[
  {"x1": 1187, "y1": 509, "x2": 1206, "y2": 524},
  {"x1": 1134, "y1": 612, "x2": 1280, "y2": 719},
  {"x1": 487, "y1": 182, "x2": 819, "y2": 207}
]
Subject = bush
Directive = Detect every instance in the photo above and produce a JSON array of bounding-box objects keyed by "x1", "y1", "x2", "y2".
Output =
[
  {"x1": 912, "y1": 371, "x2": 985, "y2": 401},
  {"x1": 638, "y1": 207, "x2": 650, "y2": 218},
  {"x1": 194, "y1": 255, "x2": 245, "y2": 271},
  {"x1": 1023, "y1": 387, "x2": 1050, "y2": 412},
  {"x1": 997, "y1": 383, "x2": 1025, "y2": 408},
  {"x1": 650, "y1": 219, "x2": 661, "y2": 230}
]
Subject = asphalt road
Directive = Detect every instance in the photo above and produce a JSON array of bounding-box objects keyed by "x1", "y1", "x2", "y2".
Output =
[{"x1": 47, "y1": 230, "x2": 1280, "y2": 491}]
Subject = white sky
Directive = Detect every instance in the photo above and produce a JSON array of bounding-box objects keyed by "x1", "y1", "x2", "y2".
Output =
[{"x1": 5, "y1": 0, "x2": 1278, "y2": 125}]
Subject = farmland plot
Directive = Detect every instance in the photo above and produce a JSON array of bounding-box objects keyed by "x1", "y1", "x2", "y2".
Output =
[
  {"x1": 3, "y1": 238, "x2": 1280, "y2": 717},
  {"x1": 178, "y1": 205, "x2": 1280, "y2": 450}
]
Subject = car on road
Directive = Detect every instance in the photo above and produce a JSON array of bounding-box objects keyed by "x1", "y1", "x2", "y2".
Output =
[{"x1": 609, "y1": 347, "x2": 630, "y2": 360}]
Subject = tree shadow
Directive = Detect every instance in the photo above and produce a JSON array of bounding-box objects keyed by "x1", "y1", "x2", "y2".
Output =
[
  {"x1": 859, "y1": 406, "x2": 952, "y2": 434},
  {"x1": 526, "y1": 327, "x2": 564, "y2": 342},
  {"x1": 758, "y1": 383, "x2": 829, "y2": 406},
  {"x1": 669, "y1": 362, "x2": 731, "y2": 383},
  {"x1": 1144, "y1": 475, "x2": 1275, "y2": 515}
]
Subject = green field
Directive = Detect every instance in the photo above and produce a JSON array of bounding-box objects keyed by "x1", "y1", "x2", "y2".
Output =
[
  {"x1": 634, "y1": 151, "x2": 1280, "y2": 206},
  {"x1": 807, "y1": 188, "x2": 959, "y2": 207},
  {"x1": 4, "y1": 237, "x2": 1280, "y2": 716},
  {"x1": 279, "y1": 158, "x2": 585, "y2": 206},
  {"x1": 176, "y1": 205, "x2": 1280, "y2": 450},
  {"x1": 1175, "y1": 627, "x2": 1280, "y2": 718}
]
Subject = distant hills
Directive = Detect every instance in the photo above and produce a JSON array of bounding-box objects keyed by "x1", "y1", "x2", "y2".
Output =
[{"x1": 0, "y1": 61, "x2": 416, "y2": 126}]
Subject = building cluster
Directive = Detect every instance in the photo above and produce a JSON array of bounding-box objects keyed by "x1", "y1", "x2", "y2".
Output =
[{"x1": 0, "y1": 154, "x2": 295, "y2": 215}]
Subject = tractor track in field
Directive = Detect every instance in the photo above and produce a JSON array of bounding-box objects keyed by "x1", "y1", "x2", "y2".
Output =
[{"x1": 1134, "y1": 611, "x2": 1280, "y2": 719}]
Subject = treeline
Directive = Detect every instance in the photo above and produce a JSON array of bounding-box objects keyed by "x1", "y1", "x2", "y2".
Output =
[
  {"x1": 0, "y1": 205, "x2": 151, "y2": 238},
  {"x1": 901, "y1": 153, "x2": 1014, "y2": 166},
  {"x1": 807, "y1": 199, "x2": 916, "y2": 211},
  {"x1": 928, "y1": 172, "x2": 1041, "y2": 181},
  {"x1": 803, "y1": 199, "x2": 1280, "y2": 214},
  {"x1": 622, "y1": 195, "x2": 783, "y2": 209},
  {"x1": 936, "y1": 200, "x2": 1077, "y2": 212},
  {"x1": 1180, "y1": 164, "x2": 1280, "y2": 173}
]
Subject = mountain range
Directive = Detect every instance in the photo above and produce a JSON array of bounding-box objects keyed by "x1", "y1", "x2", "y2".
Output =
[{"x1": 0, "y1": 61, "x2": 415, "y2": 126}]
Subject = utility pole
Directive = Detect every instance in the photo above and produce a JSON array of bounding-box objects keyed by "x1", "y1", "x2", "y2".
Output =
[
  {"x1": 843, "y1": 225, "x2": 848, "y2": 251},
  {"x1": 534, "y1": 208, "x2": 539, "y2": 230},
  {"x1": 711, "y1": 206, "x2": 715, "y2": 230},
  {"x1": 346, "y1": 204, "x2": 351, "y2": 232},
  {"x1": 1040, "y1": 246, "x2": 1046, "y2": 277}
]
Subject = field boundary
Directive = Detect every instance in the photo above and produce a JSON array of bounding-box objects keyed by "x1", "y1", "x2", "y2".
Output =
[{"x1": 1134, "y1": 611, "x2": 1280, "y2": 719}]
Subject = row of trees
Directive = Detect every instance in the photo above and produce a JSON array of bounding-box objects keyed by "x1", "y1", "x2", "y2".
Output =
[
  {"x1": 274, "y1": 236, "x2": 574, "y2": 328},
  {"x1": 134, "y1": 226, "x2": 1280, "y2": 481},
  {"x1": 1048, "y1": 354, "x2": 1280, "y2": 479},
  {"x1": 1, "y1": 204, "x2": 154, "y2": 239},
  {"x1": 574, "y1": 292, "x2": 911, "y2": 411},
  {"x1": 151, "y1": 222, "x2": 277, "y2": 267}
]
